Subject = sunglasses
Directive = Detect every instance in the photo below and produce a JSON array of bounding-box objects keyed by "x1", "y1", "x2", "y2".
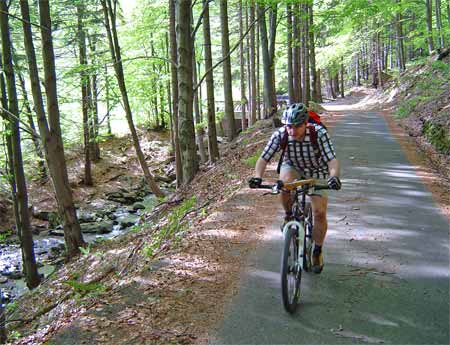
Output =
[{"x1": 285, "y1": 123, "x2": 303, "y2": 129}]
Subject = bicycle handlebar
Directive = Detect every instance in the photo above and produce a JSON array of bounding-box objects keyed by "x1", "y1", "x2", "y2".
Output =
[{"x1": 251, "y1": 179, "x2": 330, "y2": 193}]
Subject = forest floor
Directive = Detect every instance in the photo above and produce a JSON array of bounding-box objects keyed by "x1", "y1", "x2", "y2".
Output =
[{"x1": 3, "y1": 86, "x2": 450, "y2": 344}]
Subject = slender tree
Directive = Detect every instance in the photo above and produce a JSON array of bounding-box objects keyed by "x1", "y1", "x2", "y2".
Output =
[
  {"x1": 219, "y1": 0, "x2": 236, "y2": 140},
  {"x1": 202, "y1": 0, "x2": 219, "y2": 162},
  {"x1": 1, "y1": 0, "x2": 41, "y2": 288},
  {"x1": 169, "y1": 0, "x2": 183, "y2": 186},
  {"x1": 101, "y1": 0, "x2": 164, "y2": 197},
  {"x1": 77, "y1": 1, "x2": 93, "y2": 186},
  {"x1": 425, "y1": 0, "x2": 435, "y2": 54},
  {"x1": 21, "y1": 0, "x2": 86, "y2": 257},
  {"x1": 257, "y1": 3, "x2": 277, "y2": 118},
  {"x1": 249, "y1": 0, "x2": 257, "y2": 124},
  {"x1": 239, "y1": 0, "x2": 247, "y2": 131},
  {"x1": 176, "y1": 0, "x2": 198, "y2": 184},
  {"x1": 286, "y1": 3, "x2": 294, "y2": 103}
]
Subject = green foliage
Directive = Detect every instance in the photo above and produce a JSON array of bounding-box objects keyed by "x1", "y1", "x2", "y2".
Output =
[
  {"x1": 8, "y1": 330, "x2": 21, "y2": 341},
  {"x1": 423, "y1": 121, "x2": 450, "y2": 155},
  {"x1": 395, "y1": 98, "x2": 421, "y2": 119},
  {"x1": 0, "y1": 229, "x2": 13, "y2": 242},
  {"x1": 6, "y1": 301, "x2": 18, "y2": 313},
  {"x1": 65, "y1": 280, "x2": 106, "y2": 296},
  {"x1": 143, "y1": 196, "x2": 197, "y2": 257},
  {"x1": 242, "y1": 151, "x2": 261, "y2": 168},
  {"x1": 431, "y1": 61, "x2": 450, "y2": 74}
]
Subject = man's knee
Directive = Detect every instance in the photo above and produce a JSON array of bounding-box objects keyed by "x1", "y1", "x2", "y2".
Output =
[{"x1": 314, "y1": 210, "x2": 327, "y2": 223}]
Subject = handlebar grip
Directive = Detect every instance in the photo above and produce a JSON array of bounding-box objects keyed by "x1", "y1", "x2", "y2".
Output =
[
  {"x1": 259, "y1": 184, "x2": 274, "y2": 189},
  {"x1": 315, "y1": 185, "x2": 330, "y2": 190}
]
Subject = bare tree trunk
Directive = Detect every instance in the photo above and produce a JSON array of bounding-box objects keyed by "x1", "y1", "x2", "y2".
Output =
[
  {"x1": 87, "y1": 35, "x2": 100, "y2": 162},
  {"x1": 219, "y1": 0, "x2": 236, "y2": 140},
  {"x1": 169, "y1": 0, "x2": 183, "y2": 186},
  {"x1": 340, "y1": 59, "x2": 345, "y2": 97},
  {"x1": 202, "y1": 0, "x2": 219, "y2": 162},
  {"x1": 257, "y1": 3, "x2": 277, "y2": 118},
  {"x1": 355, "y1": 54, "x2": 361, "y2": 86},
  {"x1": 192, "y1": 36, "x2": 207, "y2": 163},
  {"x1": 302, "y1": 4, "x2": 310, "y2": 104},
  {"x1": 1, "y1": 0, "x2": 41, "y2": 288},
  {"x1": 249, "y1": 0, "x2": 257, "y2": 124},
  {"x1": 286, "y1": 3, "x2": 294, "y2": 103},
  {"x1": 105, "y1": 64, "x2": 112, "y2": 136},
  {"x1": 101, "y1": 0, "x2": 164, "y2": 196},
  {"x1": 256, "y1": 23, "x2": 261, "y2": 120},
  {"x1": 376, "y1": 30, "x2": 384, "y2": 89},
  {"x1": 239, "y1": 0, "x2": 247, "y2": 131},
  {"x1": 425, "y1": 0, "x2": 435, "y2": 54},
  {"x1": 435, "y1": 0, "x2": 445, "y2": 48},
  {"x1": 316, "y1": 68, "x2": 323, "y2": 103},
  {"x1": 17, "y1": 72, "x2": 46, "y2": 178},
  {"x1": 293, "y1": 4, "x2": 301, "y2": 102},
  {"x1": 176, "y1": 0, "x2": 198, "y2": 184},
  {"x1": 396, "y1": 1, "x2": 406, "y2": 71},
  {"x1": 308, "y1": 3, "x2": 319, "y2": 103},
  {"x1": 77, "y1": 2, "x2": 93, "y2": 187}
]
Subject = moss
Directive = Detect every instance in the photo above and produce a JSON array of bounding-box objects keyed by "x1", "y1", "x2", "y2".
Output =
[{"x1": 423, "y1": 121, "x2": 450, "y2": 155}]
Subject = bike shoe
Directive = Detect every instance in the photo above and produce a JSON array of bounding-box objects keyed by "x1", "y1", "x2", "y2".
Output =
[{"x1": 312, "y1": 251, "x2": 324, "y2": 274}]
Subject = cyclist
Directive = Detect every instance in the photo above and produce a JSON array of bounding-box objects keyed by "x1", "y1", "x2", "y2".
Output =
[{"x1": 248, "y1": 103, "x2": 341, "y2": 273}]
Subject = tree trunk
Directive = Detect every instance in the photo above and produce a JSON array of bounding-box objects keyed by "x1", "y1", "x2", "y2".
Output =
[
  {"x1": 169, "y1": 0, "x2": 183, "y2": 186},
  {"x1": 376, "y1": 30, "x2": 384, "y2": 89},
  {"x1": 101, "y1": 0, "x2": 164, "y2": 196},
  {"x1": 257, "y1": 3, "x2": 277, "y2": 118},
  {"x1": 286, "y1": 3, "x2": 294, "y2": 103},
  {"x1": 292, "y1": 4, "x2": 301, "y2": 102},
  {"x1": 239, "y1": 0, "x2": 247, "y2": 131},
  {"x1": 256, "y1": 22, "x2": 261, "y2": 120},
  {"x1": 77, "y1": 2, "x2": 93, "y2": 187},
  {"x1": 340, "y1": 60, "x2": 345, "y2": 97},
  {"x1": 301, "y1": 4, "x2": 310, "y2": 104},
  {"x1": 87, "y1": 36, "x2": 101, "y2": 162},
  {"x1": 36, "y1": 0, "x2": 86, "y2": 256},
  {"x1": 425, "y1": 0, "x2": 435, "y2": 54},
  {"x1": 192, "y1": 36, "x2": 207, "y2": 164},
  {"x1": 355, "y1": 54, "x2": 361, "y2": 86},
  {"x1": 316, "y1": 68, "x2": 323, "y2": 103},
  {"x1": 1, "y1": 0, "x2": 41, "y2": 288},
  {"x1": 202, "y1": 0, "x2": 219, "y2": 162},
  {"x1": 395, "y1": 1, "x2": 406, "y2": 71},
  {"x1": 249, "y1": 0, "x2": 257, "y2": 124},
  {"x1": 308, "y1": 3, "x2": 319, "y2": 103},
  {"x1": 176, "y1": 0, "x2": 198, "y2": 184},
  {"x1": 435, "y1": 0, "x2": 445, "y2": 49},
  {"x1": 17, "y1": 72, "x2": 47, "y2": 178},
  {"x1": 105, "y1": 64, "x2": 112, "y2": 136},
  {"x1": 219, "y1": 0, "x2": 236, "y2": 140}
]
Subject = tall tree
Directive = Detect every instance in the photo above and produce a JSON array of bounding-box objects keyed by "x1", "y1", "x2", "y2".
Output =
[
  {"x1": 219, "y1": 0, "x2": 236, "y2": 140},
  {"x1": 176, "y1": 0, "x2": 198, "y2": 184},
  {"x1": 77, "y1": 1, "x2": 93, "y2": 186},
  {"x1": 101, "y1": 0, "x2": 164, "y2": 197},
  {"x1": 249, "y1": 0, "x2": 257, "y2": 125},
  {"x1": 257, "y1": 3, "x2": 277, "y2": 118},
  {"x1": 395, "y1": 1, "x2": 406, "y2": 71},
  {"x1": 308, "y1": 3, "x2": 320, "y2": 103},
  {"x1": 239, "y1": 0, "x2": 247, "y2": 131},
  {"x1": 169, "y1": 0, "x2": 183, "y2": 186},
  {"x1": 425, "y1": 0, "x2": 435, "y2": 54},
  {"x1": 286, "y1": 3, "x2": 294, "y2": 103},
  {"x1": 1, "y1": 0, "x2": 41, "y2": 288},
  {"x1": 202, "y1": 0, "x2": 219, "y2": 162},
  {"x1": 21, "y1": 0, "x2": 86, "y2": 257},
  {"x1": 435, "y1": 0, "x2": 445, "y2": 49}
]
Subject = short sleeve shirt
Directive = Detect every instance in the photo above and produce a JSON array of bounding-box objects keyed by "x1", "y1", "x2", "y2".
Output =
[{"x1": 261, "y1": 124, "x2": 337, "y2": 179}]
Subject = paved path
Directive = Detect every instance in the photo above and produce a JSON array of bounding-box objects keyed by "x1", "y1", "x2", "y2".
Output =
[{"x1": 212, "y1": 109, "x2": 449, "y2": 344}]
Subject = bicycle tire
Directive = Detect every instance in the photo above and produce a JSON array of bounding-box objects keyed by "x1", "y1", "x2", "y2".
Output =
[
  {"x1": 281, "y1": 224, "x2": 302, "y2": 313},
  {"x1": 304, "y1": 202, "x2": 313, "y2": 272}
]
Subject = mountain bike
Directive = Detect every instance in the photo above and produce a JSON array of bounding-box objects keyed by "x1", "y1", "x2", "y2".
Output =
[{"x1": 253, "y1": 179, "x2": 330, "y2": 313}]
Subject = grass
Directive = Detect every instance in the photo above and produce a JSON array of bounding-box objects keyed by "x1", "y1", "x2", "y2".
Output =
[{"x1": 242, "y1": 151, "x2": 261, "y2": 168}]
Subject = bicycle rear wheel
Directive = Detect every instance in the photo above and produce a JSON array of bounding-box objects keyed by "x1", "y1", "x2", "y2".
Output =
[{"x1": 281, "y1": 224, "x2": 302, "y2": 313}]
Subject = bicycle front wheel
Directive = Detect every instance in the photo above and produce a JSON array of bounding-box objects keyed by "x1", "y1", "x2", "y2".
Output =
[{"x1": 281, "y1": 224, "x2": 302, "y2": 313}]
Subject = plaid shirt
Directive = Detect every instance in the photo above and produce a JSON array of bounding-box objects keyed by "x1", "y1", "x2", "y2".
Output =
[{"x1": 261, "y1": 124, "x2": 337, "y2": 179}]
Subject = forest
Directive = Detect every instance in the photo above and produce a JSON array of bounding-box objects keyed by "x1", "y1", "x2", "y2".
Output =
[{"x1": 0, "y1": 0, "x2": 449, "y2": 343}]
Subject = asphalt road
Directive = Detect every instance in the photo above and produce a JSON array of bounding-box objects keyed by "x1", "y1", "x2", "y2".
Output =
[{"x1": 211, "y1": 110, "x2": 449, "y2": 345}]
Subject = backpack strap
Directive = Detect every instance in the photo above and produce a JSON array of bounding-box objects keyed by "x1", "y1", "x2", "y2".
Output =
[
  {"x1": 308, "y1": 125, "x2": 322, "y2": 161},
  {"x1": 276, "y1": 130, "x2": 288, "y2": 174}
]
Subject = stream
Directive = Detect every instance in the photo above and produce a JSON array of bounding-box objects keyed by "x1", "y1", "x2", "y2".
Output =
[{"x1": 0, "y1": 193, "x2": 161, "y2": 303}]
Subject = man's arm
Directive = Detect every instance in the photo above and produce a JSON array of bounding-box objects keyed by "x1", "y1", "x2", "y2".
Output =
[{"x1": 327, "y1": 158, "x2": 340, "y2": 178}]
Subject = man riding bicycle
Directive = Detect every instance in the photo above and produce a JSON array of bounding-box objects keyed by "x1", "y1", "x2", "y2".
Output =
[{"x1": 248, "y1": 103, "x2": 341, "y2": 274}]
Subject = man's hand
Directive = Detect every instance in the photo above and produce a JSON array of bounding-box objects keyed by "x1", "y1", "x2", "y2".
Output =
[
  {"x1": 248, "y1": 177, "x2": 262, "y2": 189},
  {"x1": 327, "y1": 176, "x2": 341, "y2": 190}
]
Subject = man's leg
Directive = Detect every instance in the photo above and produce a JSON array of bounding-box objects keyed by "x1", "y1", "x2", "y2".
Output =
[
  {"x1": 310, "y1": 194, "x2": 328, "y2": 273},
  {"x1": 310, "y1": 195, "x2": 328, "y2": 245},
  {"x1": 279, "y1": 167, "x2": 299, "y2": 214}
]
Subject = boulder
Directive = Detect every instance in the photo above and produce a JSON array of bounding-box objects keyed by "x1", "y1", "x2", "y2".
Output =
[{"x1": 80, "y1": 220, "x2": 114, "y2": 234}]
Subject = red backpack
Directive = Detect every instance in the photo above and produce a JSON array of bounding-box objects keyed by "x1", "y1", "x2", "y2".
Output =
[{"x1": 276, "y1": 111, "x2": 326, "y2": 174}]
